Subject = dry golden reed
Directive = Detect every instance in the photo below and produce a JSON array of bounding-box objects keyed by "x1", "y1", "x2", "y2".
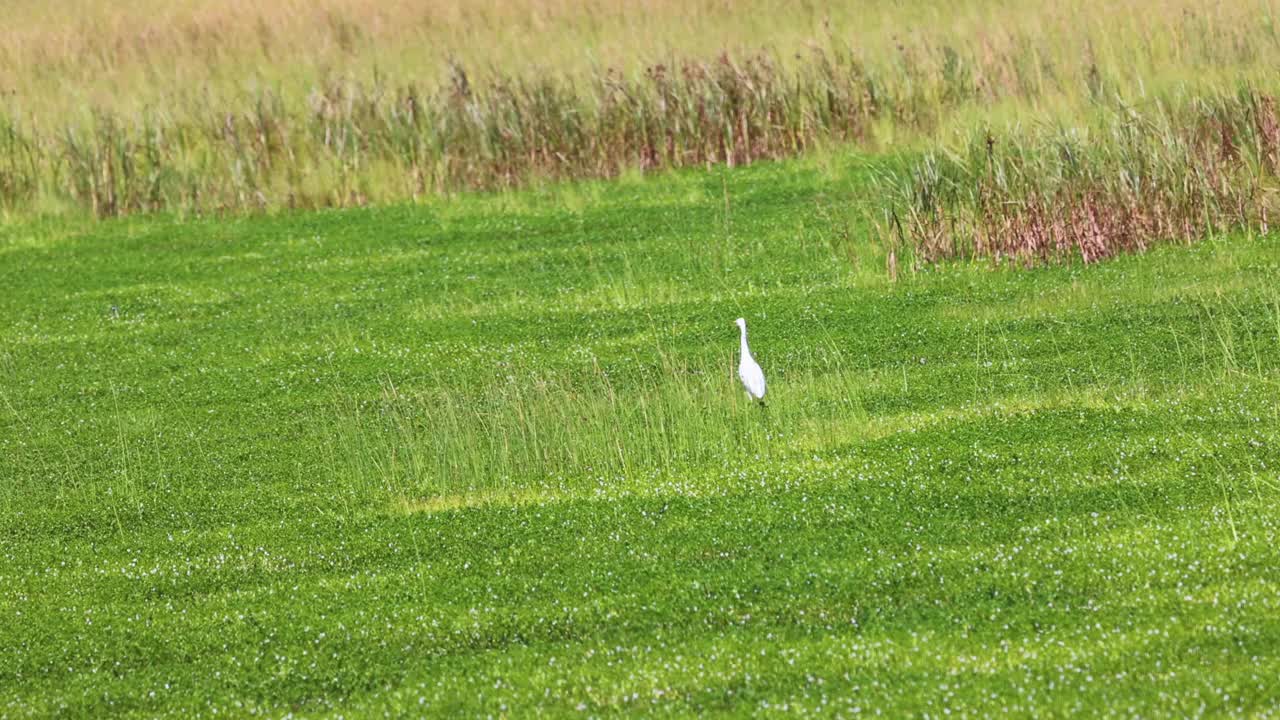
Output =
[{"x1": 2, "y1": 0, "x2": 1278, "y2": 218}]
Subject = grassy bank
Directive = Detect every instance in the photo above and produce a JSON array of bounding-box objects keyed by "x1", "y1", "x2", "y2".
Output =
[{"x1": 3, "y1": 158, "x2": 1280, "y2": 715}]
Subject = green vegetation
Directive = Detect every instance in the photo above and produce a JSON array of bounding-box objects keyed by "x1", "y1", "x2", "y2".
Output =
[
  {"x1": 4, "y1": 158, "x2": 1280, "y2": 715},
  {"x1": 6, "y1": 0, "x2": 1280, "y2": 714}
]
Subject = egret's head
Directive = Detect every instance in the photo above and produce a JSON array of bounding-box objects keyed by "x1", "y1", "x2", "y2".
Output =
[{"x1": 735, "y1": 317, "x2": 746, "y2": 330}]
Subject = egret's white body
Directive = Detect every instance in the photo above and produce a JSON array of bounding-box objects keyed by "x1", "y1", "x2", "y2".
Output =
[{"x1": 735, "y1": 318, "x2": 766, "y2": 402}]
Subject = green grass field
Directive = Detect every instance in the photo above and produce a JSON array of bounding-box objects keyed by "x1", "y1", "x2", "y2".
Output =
[{"x1": 3, "y1": 155, "x2": 1280, "y2": 716}]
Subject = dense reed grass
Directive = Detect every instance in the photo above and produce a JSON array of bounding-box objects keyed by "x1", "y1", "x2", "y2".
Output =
[
  {"x1": 331, "y1": 346, "x2": 871, "y2": 502},
  {"x1": 334, "y1": 362, "x2": 764, "y2": 500},
  {"x1": 879, "y1": 88, "x2": 1280, "y2": 269},
  {"x1": 3, "y1": 0, "x2": 1279, "y2": 218}
]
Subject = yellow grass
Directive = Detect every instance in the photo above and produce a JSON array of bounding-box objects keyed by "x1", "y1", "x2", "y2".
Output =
[
  {"x1": 395, "y1": 488, "x2": 553, "y2": 515},
  {"x1": 4, "y1": 0, "x2": 1270, "y2": 122},
  {"x1": 3, "y1": 0, "x2": 1278, "y2": 220}
]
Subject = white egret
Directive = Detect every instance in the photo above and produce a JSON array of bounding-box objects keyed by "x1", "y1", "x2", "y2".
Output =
[{"x1": 735, "y1": 317, "x2": 766, "y2": 403}]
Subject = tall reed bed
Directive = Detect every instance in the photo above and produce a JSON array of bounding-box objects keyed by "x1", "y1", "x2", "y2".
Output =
[
  {"x1": 9, "y1": 46, "x2": 911, "y2": 216},
  {"x1": 878, "y1": 88, "x2": 1280, "y2": 270},
  {"x1": 4, "y1": 0, "x2": 1278, "y2": 218}
]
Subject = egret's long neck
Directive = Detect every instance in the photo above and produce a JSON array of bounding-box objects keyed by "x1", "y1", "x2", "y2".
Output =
[{"x1": 738, "y1": 324, "x2": 751, "y2": 358}]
